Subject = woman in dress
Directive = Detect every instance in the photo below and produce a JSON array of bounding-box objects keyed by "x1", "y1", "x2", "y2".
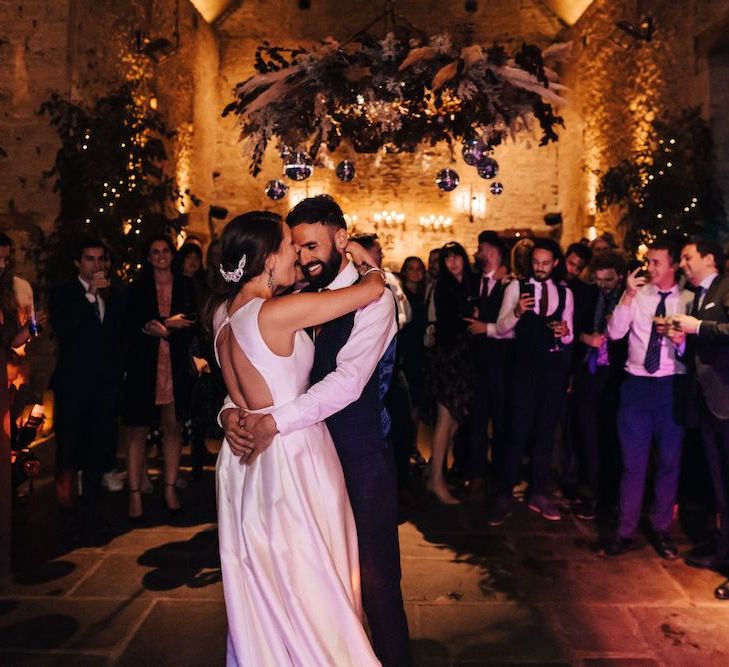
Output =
[
  {"x1": 122, "y1": 235, "x2": 198, "y2": 520},
  {"x1": 424, "y1": 241, "x2": 476, "y2": 505},
  {"x1": 210, "y1": 211, "x2": 384, "y2": 666}
]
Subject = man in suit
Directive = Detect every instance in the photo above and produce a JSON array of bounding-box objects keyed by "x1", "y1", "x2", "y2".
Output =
[
  {"x1": 462, "y1": 230, "x2": 512, "y2": 500},
  {"x1": 50, "y1": 238, "x2": 124, "y2": 536},
  {"x1": 569, "y1": 251, "x2": 627, "y2": 519},
  {"x1": 670, "y1": 237, "x2": 729, "y2": 596},
  {"x1": 604, "y1": 241, "x2": 690, "y2": 559},
  {"x1": 220, "y1": 196, "x2": 410, "y2": 665}
]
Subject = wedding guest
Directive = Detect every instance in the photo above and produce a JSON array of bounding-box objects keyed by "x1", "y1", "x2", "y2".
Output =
[
  {"x1": 174, "y1": 242, "x2": 213, "y2": 477},
  {"x1": 423, "y1": 248, "x2": 440, "y2": 349},
  {"x1": 462, "y1": 231, "x2": 512, "y2": 500},
  {"x1": 399, "y1": 256, "x2": 427, "y2": 414},
  {"x1": 122, "y1": 235, "x2": 198, "y2": 521},
  {"x1": 564, "y1": 242, "x2": 592, "y2": 286},
  {"x1": 49, "y1": 238, "x2": 124, "y2": 532},
  {"x1": 570, "y1": 251, "x2": 627, "y2": 519},
  {"x1": 670, "y1": 238, "x2": 729, "y2": 587},
  {"x1": 510, "y1": 237, "x2": 534, "y2": 281},
  {"x1": 424, "y1": 242, "x2": 475, "y2": 504},
  {"x1": 488, "y1": 237, "x2": 573, "y2": 525},
  {"x1": 603, "y1": 240, "x2": 691, "y2": 559},
  {"x1": 1, "y1": 232, "x2": 46, "y2": 573}
]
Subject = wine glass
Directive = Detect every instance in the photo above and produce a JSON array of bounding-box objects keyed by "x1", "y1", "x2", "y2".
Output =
[{"x1": 547, "y1": 320, "x2": 563, "y2": 352}]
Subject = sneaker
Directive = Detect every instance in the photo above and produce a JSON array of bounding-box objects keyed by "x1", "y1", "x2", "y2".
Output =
[
  {"x1": 528, "y1": 495, "x2": 562, "y2": 521},
  {"x1": 101, "y1": 470, "x2": 124, "y2": 492},
  {"x1": 485, "y1": 497, "x2": 513, "y2": 527},
  {"x1": 572, "y1": 499, "x2": 596, "y2": 521},
  {"x1": 140, "y1": 471, "x2": 154, "y2": 495}
]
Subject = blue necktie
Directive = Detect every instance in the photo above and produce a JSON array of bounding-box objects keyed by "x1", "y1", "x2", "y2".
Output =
[{"x1": 644, "y1": 291, "x2": 671, "y2": 374}]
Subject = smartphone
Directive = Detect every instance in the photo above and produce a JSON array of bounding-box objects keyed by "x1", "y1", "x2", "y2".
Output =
[
  {"x1": 522, "y1": 283, "x2": 535, "y2": 298},
  {"x1": 627, "y1": 259, "x2": 648, "y2": 279},
  {"x1": 185, "y1": 313, "x2": 198, "y2": 323}
]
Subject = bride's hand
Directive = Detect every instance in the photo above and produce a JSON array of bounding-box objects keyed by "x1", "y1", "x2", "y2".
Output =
[{"x1": 346, "y1": 240, "x2": 378, "y2": 273}]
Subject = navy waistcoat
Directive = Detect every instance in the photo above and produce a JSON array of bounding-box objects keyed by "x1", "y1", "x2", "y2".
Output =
[{"x1": 310, "y1": 310, "x2": 388, "y2": 462}]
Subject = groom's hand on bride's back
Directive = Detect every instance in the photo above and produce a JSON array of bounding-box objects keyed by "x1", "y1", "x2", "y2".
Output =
[{"x1": 242, "y1": 414, "x2": 278, "y2": 464}]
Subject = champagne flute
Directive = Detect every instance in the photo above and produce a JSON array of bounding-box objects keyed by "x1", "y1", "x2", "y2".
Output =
[{"x1": 547, "y1": 320, "x2": 563, "y2": 352}]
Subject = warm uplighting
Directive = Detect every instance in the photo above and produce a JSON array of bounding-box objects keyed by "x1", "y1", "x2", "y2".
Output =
[{"x1": 455, "y1": 186, "x2": 486, "y2": 222}]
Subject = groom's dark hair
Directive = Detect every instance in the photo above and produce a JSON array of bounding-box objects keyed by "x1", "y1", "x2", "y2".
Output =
[{"x1": 286, "y1": 195, "x2": 347, "y2": 231}]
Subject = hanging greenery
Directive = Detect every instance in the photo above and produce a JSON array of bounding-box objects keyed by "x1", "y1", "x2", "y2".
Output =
[
  {"x1": 38, "y1": 83, "x2": 199, "y2": 283},
  {"x1": 223, "y1": 30, "x2": 568, "y2": 176},
  {"x1": 596, "y1": 108, "x2": 727, "y2": 254}
]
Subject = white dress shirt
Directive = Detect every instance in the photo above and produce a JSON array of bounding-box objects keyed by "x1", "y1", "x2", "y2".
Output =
[
  {"x1": 607, "y1": 283, "x2": 691, "y2": 377},
  {"x1": 218, "y1": 261, "x2": 397, "y2": 436},
  {"x1": 496, "y1": 277, "x2": 574, "y2": 344},
  {"x1": 78, "y1": 275, "x2": 105, "y2": 322},
  {"x1": 479, "y1": 270, "x2": 496, "y2": 298}
]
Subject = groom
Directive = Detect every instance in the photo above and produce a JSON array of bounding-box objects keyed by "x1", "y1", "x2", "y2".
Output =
[{"x1": 220, "y1": 195, "x2": 411, "y2": 666}]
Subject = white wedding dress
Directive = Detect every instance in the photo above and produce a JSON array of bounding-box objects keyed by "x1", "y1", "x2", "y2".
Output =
[{"x1": 213, "y1": 298, "x2": 380, "y2": 666}]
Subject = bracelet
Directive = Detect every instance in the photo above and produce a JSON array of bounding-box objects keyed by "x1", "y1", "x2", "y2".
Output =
[{"x1": 363, "y1": 266, "x2": 386, "y2": 281}]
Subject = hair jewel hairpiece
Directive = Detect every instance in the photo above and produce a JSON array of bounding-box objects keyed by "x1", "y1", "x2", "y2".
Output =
[{"x1": 219, "y1": 254, "x2": 247, "y2": 283}]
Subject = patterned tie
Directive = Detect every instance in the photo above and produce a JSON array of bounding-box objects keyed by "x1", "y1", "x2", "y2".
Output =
[{"x1": 643, "y1": 291, "x2": 671, "y2": 374}]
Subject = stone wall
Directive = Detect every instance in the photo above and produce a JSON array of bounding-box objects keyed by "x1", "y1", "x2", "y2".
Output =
[
  {"x1": 559, "y1": 0, "x2": 729, "y2": 247},
  {"x1": 214, "y1": 0, "x2": 567, "y2": 267},
  {"x1": 0, "y1": 0, "x2": 219, "y2": 281}
]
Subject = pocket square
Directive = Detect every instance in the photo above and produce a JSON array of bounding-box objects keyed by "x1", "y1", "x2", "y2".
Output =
[{"x1": 703, "y1": 302, "x2": 716, "y2": 310}]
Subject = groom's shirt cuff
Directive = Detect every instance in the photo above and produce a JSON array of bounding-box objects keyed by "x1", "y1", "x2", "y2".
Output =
[{"x1": 271, "y1": 291, "x2": 397, "y2": 436}]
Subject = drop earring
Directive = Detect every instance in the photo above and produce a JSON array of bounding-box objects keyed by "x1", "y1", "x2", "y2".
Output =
[{"x1": 267, "y1": 268, "x2": 275, "y2": 290}]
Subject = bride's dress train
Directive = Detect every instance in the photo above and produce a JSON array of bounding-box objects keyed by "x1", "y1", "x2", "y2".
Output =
[{"x1": 213, "y1": 298, "x2": 380, "y2": 666}]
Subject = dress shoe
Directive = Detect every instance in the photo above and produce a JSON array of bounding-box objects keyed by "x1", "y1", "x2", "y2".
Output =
[
  {"x1": 652, "y1": 531, "x2": 679, "y2": 560},
  {"x1": 528, "y1": 495, "x2": 562, "y2": 521},
  {"x1": 684, "y1": 552, "x2": 729, "y2": 571},
  {"x1": 485, "y1": 496, "x2": 513, "y2": 527},
  {"x1": 465, "y1": 477, "x2": 486, "y2": 503},
  {"x1": 602, "y1": 536, "x2": 641, "y2": 557},
  {"x1": 571, "y1": 499, "x2": 596, "y2": 521},
  {"x1": 715, "y1": 580, "x2": 729, "y2": 600}
]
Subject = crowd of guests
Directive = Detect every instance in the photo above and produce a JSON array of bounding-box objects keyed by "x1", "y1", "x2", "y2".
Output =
[
  {"x1": 380, "y1": 229, "x2": 729, "y2": 601},
  {"x1": 2, "y1": 222, "x2": 729, "y2": 601}
]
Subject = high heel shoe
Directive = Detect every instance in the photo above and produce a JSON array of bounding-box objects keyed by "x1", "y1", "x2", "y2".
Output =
[
  {"x1": 163, "y1": 483, "x2": 183, "y2": 516},
  {"x1": 128, "y1": 489, "x2": 145, "y2": 523},
  {"x1": 425, "y1": 480, "x2": 461, "y2": 506}
]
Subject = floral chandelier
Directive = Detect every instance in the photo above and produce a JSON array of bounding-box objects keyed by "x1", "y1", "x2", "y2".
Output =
[{"x1": 223, "y1": 11, "x2": 568, "y2": 197}]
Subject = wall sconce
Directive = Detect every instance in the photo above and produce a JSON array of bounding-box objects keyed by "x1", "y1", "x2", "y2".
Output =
[
  {"x1": 419, "y1": 215, "x2": 453, "y2": 232},
  {"x1": 372, "y1": 210, "x2": 405, "y2": 231},
  {"x1": 456, "y1": 186, "x2": 486, "y2": 223}
]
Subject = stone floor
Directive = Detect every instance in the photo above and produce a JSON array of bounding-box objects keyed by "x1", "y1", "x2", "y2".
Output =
[{"x1": 2, "y1": 440, "x2": 729, "y2": 666}]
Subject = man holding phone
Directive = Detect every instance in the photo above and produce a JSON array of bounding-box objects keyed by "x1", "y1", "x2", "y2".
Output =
[
  {"x1": 486, "y1": 237, "x2": 574, "y2": 525},
  {"x1": 50, "y1": 238, "x2": 124, "y2": 540},
  {"x1": 603, "y1": 241, "x2": 691, "y2": 559}
]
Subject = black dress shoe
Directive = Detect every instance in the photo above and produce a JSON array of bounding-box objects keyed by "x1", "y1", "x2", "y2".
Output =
[
  {"x1": 685, "y1": 552, "x2": 729, "y2": 571},
  {"x1": 602, "y1": 536, "x2": 641, "y2": 557},
  {"x1": 653, "y1": 532, "x2": 679, "y2": 560},
  {"x1": 715, "y1": 580, "x2": 729, "y2": 600}
]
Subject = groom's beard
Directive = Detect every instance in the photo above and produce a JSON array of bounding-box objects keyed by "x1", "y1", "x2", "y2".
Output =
[{"x1": 301, "y1": 247, "x2": 343, "y2": 289}]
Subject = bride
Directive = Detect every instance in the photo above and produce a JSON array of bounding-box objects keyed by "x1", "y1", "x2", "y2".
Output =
[{"x1": 209, "y1": 210, "x2": 384, "y2": 666}]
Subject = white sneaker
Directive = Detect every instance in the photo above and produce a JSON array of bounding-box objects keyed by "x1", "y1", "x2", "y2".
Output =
[
  {"x1": 141, "y1": 471, "x2": 154, "y2": 495},
  {"x1": 101, "y1": 470, "x2": 124, "y2": 492}
]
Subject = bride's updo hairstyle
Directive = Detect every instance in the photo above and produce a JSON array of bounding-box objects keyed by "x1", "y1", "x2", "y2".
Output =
[{"x1": 205, "y1": 210, "x2": 283, "y2": 329}]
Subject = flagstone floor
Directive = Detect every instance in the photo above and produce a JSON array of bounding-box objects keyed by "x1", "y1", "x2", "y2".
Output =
[{"x1": 2, "y1": 439, "x2": 729, "y2": 666}]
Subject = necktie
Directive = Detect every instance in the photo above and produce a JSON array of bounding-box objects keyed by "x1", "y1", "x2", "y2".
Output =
[
  {"x1": 538, "y1": 282, "x2": 549, "y2": 316},
  {"x1": 643, "y1": 290, "x2": 671, "y2": 374},
  {"x1": 92, "y1": 296, "x2": 101, "y2": 323},
  {"x1": 691, "y1": 287, "x2": 703, "y2": 317}
]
